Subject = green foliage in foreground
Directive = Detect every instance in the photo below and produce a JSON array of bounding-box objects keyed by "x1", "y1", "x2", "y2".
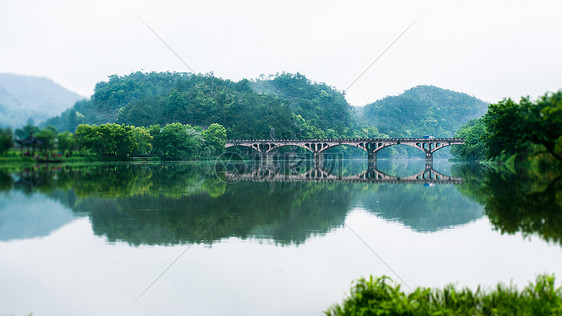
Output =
[{"x1": 326, "y1": 275, "x2": 562, "y2": 316}]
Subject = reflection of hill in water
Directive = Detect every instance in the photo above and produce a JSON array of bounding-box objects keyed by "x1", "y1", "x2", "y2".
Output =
[
  {"x1": 356, "y1": 184, "x2": 483, "y2": 232},
  {"x1": 0, "y1": 191, "x2": 77, "y2": 241},
  {"x1": 73, "y1": 182, "x2": 349, "y2": 246},
  {"x1": 0, "y1": 162, "x2": 485, "y2": 245}
]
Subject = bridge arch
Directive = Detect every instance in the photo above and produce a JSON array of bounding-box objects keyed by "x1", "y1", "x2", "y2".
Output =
[
  {"x1": 317, "y1": 142, "x2": 367, "y2": 153},
  {"x1": 371, "y1": 141, "x2": 460, "y2": 155},
  {"x1": 224, "y1": 144, "x2": 261, "y2": 153},
  {"x1": 265, "y1": 143, "x2": 313, "y2": 154}
]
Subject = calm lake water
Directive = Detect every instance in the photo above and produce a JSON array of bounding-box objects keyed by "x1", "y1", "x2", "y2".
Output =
[{"x1": 1, "y1": 159, "x2": 561, "y2": 315}]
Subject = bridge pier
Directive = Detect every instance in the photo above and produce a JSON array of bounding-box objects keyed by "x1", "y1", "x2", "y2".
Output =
[
  {"x1": 425, "y1": 151, "x2": 433, "y2": 169},
  {"x1": 257, "y1": 152, "x2": 275, "y2": 166},
  {"x1": 367, "y1": 150, "x2": 377, "y2": 169},
  {"x1": 313, "y1": 152, "x2": 323, "y2": 168}
]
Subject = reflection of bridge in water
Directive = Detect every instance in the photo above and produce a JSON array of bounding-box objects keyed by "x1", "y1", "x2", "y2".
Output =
[{"x1": 225, "y1": 163, "x2": 462, "y2": 184}]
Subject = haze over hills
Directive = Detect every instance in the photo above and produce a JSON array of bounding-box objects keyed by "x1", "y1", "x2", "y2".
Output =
[
  {"x1": 356, "y1": 85, "x2": 488, "y2": 137},
  {"x1": 0, "y1": 73, "x2": 85, "y2": 128}
]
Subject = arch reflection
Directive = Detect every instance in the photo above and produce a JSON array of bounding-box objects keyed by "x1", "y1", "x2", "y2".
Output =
[{"x1": 224, "y1": 156, "x2": 462, "y2": 184}]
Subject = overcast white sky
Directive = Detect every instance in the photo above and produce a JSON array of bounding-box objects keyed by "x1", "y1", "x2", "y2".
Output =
[{"x1": 1, "y1": 0, "x2": 561, "y2": 106}]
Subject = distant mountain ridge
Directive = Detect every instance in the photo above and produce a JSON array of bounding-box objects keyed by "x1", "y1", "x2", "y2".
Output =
[
  {"x1": 356, "y1": 85, "x2": 488, "y2": 137},
  {"x1": 0, "y1": 73, "x2": 84, "y2": 128}
]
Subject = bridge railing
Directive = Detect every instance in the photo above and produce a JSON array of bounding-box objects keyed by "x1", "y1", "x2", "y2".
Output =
[{"x1": 226, "y1": 138, "x2": 465, "y2": 143}]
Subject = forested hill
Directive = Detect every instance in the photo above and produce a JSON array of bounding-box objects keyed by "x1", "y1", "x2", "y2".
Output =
[
  {"x1": 251, "y1": 73, "x2": 354, "y2": 135},
  {"x1": 0, "y1": 74, "x2": 84, "y2": 128},
  {"x1": 357, "y1": 85, "x2": 488, "y2": 137},
  {"x1": 43, "y1": 72, "x2": 487, "y2": 141},
  {"x1": 45, "y1": 72, "x2": 358, "y2": 139}
]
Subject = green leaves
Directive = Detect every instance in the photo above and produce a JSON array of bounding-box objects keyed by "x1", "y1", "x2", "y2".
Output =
[
  {"x1": 451, "y1": 119, "x2": 487, "y2": 160},
  {"x1": 453, "y1": 90, "x2": 562, "y2": 163},
  {"x1": 56, "y1": 131, "x2": 75, "y2": 156},
  {"x1": 151, "y1": 123, "x2": 204, "y2": 160},
  {"x1": 0, "y1": 127, "x2": 13, "y2": 154},
  {"x1": 327, "y1": 275, "x2": 562, "y2": 315},
  {"x1": 483, "y1": 98, "x2": 526, "y2": 159},
  {"x1": 202, "y1": 123, "x2": 227, "y2": 156},
  {"x1": 75, "y1": 123, "x2": 139, "y2": 158}
]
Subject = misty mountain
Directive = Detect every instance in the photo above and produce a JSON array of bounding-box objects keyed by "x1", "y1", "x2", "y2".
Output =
[
  {"x1": 0, "y1": 73, "x2": 85, "y2": 128},
  {"x1": 356, "y1": 85, "x2": 488, "y2": 137}
]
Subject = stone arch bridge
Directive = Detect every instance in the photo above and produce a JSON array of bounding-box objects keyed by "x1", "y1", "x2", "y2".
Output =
[{"x1": 226, "y1": 138, "x2": 464, "y2": 163}]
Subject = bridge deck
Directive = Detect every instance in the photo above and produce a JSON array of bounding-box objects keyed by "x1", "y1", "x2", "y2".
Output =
[
  {"x1": 227, "y1": 138, "x2": 464, "y2": 142},
  {"x1": 225, "y1": 137, "x2": 464, "y2": 157}
]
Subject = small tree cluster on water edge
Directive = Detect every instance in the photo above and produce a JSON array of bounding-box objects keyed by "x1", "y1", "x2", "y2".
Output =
[
  {"x1": 2, "y1": 122, "x2": 227, "y2": 160},
  {"x1": 326, "y1": 274, "x2": 562, "y2": 316},
  {"x1": 76, "y1": 122, "x2": 226, "y2": 160}
]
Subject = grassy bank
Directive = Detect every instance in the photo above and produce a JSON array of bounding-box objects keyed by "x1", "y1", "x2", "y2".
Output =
[
  {"x1": 0, "y1": 151, "x2": 224, "y2": 170},
  {"x1": 0, "y1": 151, "x2": 103, "y2": 167},
  {"x1": 326, "y1": 275, "x2": 562, "y2": 315}
]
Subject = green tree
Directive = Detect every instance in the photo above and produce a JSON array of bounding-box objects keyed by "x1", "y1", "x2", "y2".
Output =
[
  {"x1": 529, "y1": 91, "x2": 562, "y2": 160},
  {"x1": 36, "y1": 126, "x2": 58, "y2": 154},
  {"x1": 482, "y1": 91, "x2": 562, "y2": 162},
  {"x1": 132, "y1": 126, "x2": 153, "y2": 155},
  {"x1": 15, "y1": 123, "x2": 40, "y2": 139},
  {"x1": 75, "y1": 123, "x2": 138, "y2": 159},
  {"x1": 483, "y1": 98, "x2": 526, "y2": 159},
  {"x1": 152, "y1": 123, "x2": 204, "y2": 160},
  {"x1": 293, "y1": 114, "x2": 326, "y2": 139},
  {"x1": 75, "y1": 124, "x2": 97, "y2": 153},
  {"x1": 202, "y1": 123, "x2": 227, "y2": 156},
  {"x1": 163, "y1": 90, "x2": 187, "y2": 123},
  {"x1": 96, "y1": 124, "x2": 138, "y2": 158},
  {"x1": 0, "y1": 128, "x2": 13, "y2": 154},
  {"x1": 451, "y1": 119, "x2": 487, "y2": 160},
  {"x1": 57, "y1": 131, "x2": 76, "y2": 156}
]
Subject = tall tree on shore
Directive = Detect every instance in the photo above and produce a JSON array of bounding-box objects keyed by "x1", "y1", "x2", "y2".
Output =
[{"x1": 0, "y1": 128, "x2": 13, "y2": 154}]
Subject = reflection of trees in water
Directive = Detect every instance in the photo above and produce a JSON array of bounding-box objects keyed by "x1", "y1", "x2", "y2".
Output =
[
  {"x1": 0, "y1": 162, "x2": 498, "y2": 245},
  {"x1": 0, "y1": 169, "x2": 13, "y2": 191},
  {"x1": 82, "y1": 182, "x2": 349, "y2": 246},
  {"x1": 7, "y1": 163, "x2": 225, "y2": 199},
  {"x1": 1, "y1": 164, "x2": 349, "y2": 246},
  {"x1": 453, "y1": 164, "x2": 562, "y2": 246}
]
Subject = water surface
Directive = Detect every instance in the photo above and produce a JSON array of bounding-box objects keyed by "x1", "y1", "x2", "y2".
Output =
[{"x1": 1, "y1": 160, "x2": 561, "y2": 315}]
